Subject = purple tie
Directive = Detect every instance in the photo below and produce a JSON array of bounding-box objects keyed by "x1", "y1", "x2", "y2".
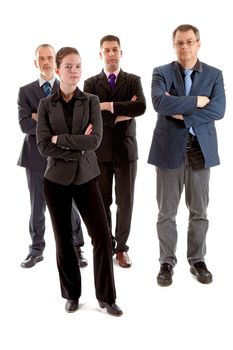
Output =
[{"x1": 108, "y1": 73, "x2": 116, "y2": 89}]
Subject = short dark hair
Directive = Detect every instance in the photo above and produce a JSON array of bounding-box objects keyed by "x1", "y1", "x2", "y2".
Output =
[
  {"x1": 172, "y1": 24, "x2": 200, "y2": 41},
  {"x1": 56, "y1": 47, "x2": 80, "y2": 68},
  {"x1": 100, "y1": 35, "x2": 121, "y2": 48}
]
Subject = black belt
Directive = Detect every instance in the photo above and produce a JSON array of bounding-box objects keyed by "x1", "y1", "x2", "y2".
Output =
[{"x1": 189, "y1": 133, "x2": 197, "y2": 141}]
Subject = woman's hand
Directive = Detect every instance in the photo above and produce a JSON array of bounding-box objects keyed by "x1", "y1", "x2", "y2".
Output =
[
  {"x1": 51, "y1": 135, "x2": 58, "y2": 144},
  {"x1": 85, "y1": 124, "x2": 93, "y2": 135}
]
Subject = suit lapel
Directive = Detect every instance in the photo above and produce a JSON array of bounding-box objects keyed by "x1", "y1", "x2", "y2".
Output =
[
  {"x1": 32, "y1": 80, "x2": 45, "y2": 100},
  {"x1": 48, "y1": 88, "x2": 87, "y2": 134},
  {"x1": 171, "y1": 61, "x2": 202, "y2": 97},
  {"x1": 97, "y1": 69, "x2": 127, "y2": 97},
  {"x1": 49, "y1": 103, "x2": 69, "y2": 133},
  {"x1": 112, "y1": 70, "x2": 126, "y2": 96},
  {"x1": 33, "y1": 78, "x2": 60, "y2": 99},
  {"x1": 72, "y1": 99, "x2": 88, "y2": 134},
  {"x1": 97, "y1": 71, "x2": 112, "y2": 94},
  {"x1": 171, "y1": 62, "x2": 185, "y2": 96},
  {"x1": 52, "y1": 79, "x2": 60, "y2": 93},
  {"x1": 189, "y1": 69, "x2": 202, "y2": 96}
]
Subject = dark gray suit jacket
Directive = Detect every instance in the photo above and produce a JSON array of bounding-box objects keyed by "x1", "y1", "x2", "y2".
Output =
[
  {"x1": 37, "y1": 88, "x2": 102, "y2": 185},
  {"x1": 84, "y1": 69, "x2": 146, "y2": 162},
  {"x1": 17, "y1": 79, "x2": 60, "y2": 172},
  {"x1": 148, "y1": 61, "x2": 226, "y2": 169}
]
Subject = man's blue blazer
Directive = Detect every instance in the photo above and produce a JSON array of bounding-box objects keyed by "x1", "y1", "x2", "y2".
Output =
[{"x1": 148, "y1": 60, "x2": 226, "y2": 169}]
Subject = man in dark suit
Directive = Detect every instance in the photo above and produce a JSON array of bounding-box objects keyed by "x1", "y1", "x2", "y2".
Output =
[
  {"x1": 148, "y1": 24, "x2": 226, "y2": 286},
  {"x1": 84, "y1": 35, "x2": 146, "y2": 268},
  {"x1": 17, "y1": 44, "x2": 87, "y2": 268}
]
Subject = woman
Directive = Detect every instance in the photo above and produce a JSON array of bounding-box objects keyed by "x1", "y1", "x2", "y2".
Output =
[{"x1": 37, "y1": 47, "x2": 122, "y2": 316}]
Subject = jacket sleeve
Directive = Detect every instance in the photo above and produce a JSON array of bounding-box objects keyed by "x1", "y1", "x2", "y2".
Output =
[
  {"x1": 17, "y1": 87, "x2": 37, "y2": 135},
  {"x1": 113, "y1": 76, "x2": 146, "y2": 117},
  {"x1": 183, "y1": 70, "x2": 226, "y2": 128},
  {"x1": 151, "y1": 67, "x2": 197, "y2": 116}
]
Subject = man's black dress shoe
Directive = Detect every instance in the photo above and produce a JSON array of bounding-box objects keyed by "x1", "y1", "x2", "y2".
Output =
[
  {"x1": 98, "y1": 301, "x2": 123, "y2": 316},
  {"x1": 190, "y1": 261, "x2": 213, "y2": 284},
  {"x1": 65, "y1": 299, "x2": 79, "y2": 313},
  {"x1": 75, "y1": 247, "x2": 88, "y2": 267},
  {"x1": 21, "y1": 254, "x2": 44, "y2": 268},
  {"x1": 157, "y1": 263, "x2": 173, "y2": 286}
]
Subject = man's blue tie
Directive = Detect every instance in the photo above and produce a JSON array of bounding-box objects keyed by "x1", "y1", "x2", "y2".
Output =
[
  {"x1": 184, "y1": 69, "x2": 193, "y2": 96},
  {"x1": 108, "y1": 73, "x2": 116, "y2": 89},
  {"x1": 43, "y1": 81, "x2": 52, "y2": 96},
  {"x1": 184, "y1": 69, "x2": 195, "y2": 135}
]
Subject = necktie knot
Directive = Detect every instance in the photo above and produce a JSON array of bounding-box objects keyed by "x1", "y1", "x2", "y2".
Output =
[
  {"x1": 43, "y1": 81, "x2": 52, "y2": 96},
  {"x1": 108, "y1": 73, "x2": 116, "y2": 89},
  {"x1": 184, "y1": 69, "x2": 193, "y2": 77}
]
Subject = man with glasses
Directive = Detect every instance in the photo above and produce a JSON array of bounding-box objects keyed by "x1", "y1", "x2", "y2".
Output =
[{"x1": 148, "y1": 24, "x2": 225, "y2": 286}]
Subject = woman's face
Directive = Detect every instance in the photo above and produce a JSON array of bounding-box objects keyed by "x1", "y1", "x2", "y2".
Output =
[{"x1": 56, "y1": 53, "x2": 82, "y2": 87}]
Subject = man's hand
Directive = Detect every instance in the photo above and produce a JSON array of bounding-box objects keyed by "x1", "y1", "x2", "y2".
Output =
[
  {"x1": 100, "y1": 102, "x2": 112, "y2": 111},
  {"x1": 172, "y1": 114, "x2": 184, "y2": 120},
  {"x1": 32, "y1": 113, "x2": 38, "y2": 121},
  {"x1": 197, "y1": 96, "x2": 210, "y2": 108},
  {"x1": 114, "y1": 95, "x2": 137, "y2": 124},
  {"x1": 115, "y1": 116, "x2": 132, "y2": 124}
]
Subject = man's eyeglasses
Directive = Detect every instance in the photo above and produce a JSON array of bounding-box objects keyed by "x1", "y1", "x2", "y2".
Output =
[{"x1": 174, "y1": 40, "x2": 198, "y2": 48}]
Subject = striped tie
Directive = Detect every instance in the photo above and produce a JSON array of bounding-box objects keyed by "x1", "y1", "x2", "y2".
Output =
[{"x1": 43, "y1": 81, "x2": 52, "y2": 96}]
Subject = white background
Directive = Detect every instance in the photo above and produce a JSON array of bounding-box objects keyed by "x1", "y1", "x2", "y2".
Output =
[{"x1": 1, "y1": 0, "x2": 232, "y2": 349}]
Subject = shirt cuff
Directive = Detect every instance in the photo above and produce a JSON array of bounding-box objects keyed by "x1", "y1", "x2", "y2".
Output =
[{"x1": 111, "y1": 102, "x2": 114, "y2": 114}]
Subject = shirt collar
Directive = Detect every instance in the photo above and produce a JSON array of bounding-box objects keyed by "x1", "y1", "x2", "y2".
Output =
[
  {"x1": 39, "y1": 77, "x2": 56, "y2": 87},
  {"x1": 178, "y1": 59, "x2": 201, "y2": 74},
  {"x1": 104, "y1": 68, "x2": 121, "y2": 79},
  {"x1": 57, "y1": 87, "x2": 83, "y2": 102}
]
